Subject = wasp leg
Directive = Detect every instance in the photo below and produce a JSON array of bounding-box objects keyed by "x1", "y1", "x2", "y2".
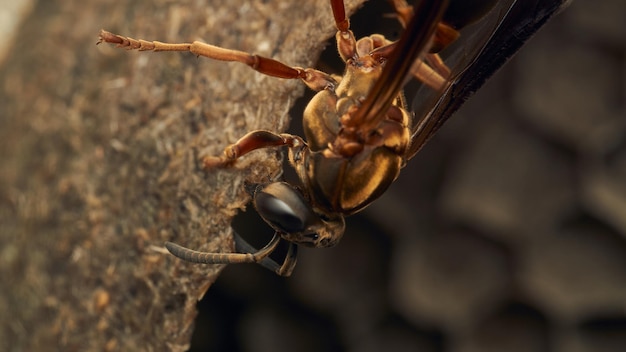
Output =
[
  {"x1": 387, "y1": 0, "x2": 451, "y2": 88},
  {"x1": 202, "y1": 130, "x2": 305, "y2": 169},
  {"x1": 329, "y1": 0, "x2": 357, "y2": 61},
  {"x1": 425, "y1": 53, "x2": 451, "y2": 79},
  {"x1": 388, "y1": 0, "x2": 414, "y2": 27},
  {"x1": 97, "y1": 30, "x2": 335, "y2": 91},
  {"x1": 165, "y1": 231, "x2": 281, "y2": 265},
  {"x1": 367, "y1": 45, "x2": 447, "y2": 91},
  {"x1": 410, "y1": 59, "x2": 448, "y2": 91}
]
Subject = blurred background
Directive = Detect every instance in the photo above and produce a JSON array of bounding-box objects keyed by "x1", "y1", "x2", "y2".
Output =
[
  {"x1": 194, "y1": 0, "x2": 626, "y2": 351},
  {"x1": 1, "y1": 0, "x2": 624, "y2": 351}
]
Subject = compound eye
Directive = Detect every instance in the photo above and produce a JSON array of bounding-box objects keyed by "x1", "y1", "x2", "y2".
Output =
[
  {"x1": 255, "y1": 193, "x2": 305, "y2": 233},
  {"x1": 254, "y1": 183, "x2": 315, "y2": 234}
]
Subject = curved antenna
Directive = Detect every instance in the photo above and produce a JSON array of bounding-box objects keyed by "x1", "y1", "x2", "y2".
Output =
[{"x1": 164, "y1": 231, "x2": 298, "y2": 276}]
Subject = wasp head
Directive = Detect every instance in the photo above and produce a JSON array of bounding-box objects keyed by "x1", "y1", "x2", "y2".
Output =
[{"x1": 253, "y1": 182, "x2": 345, "y2": 248}]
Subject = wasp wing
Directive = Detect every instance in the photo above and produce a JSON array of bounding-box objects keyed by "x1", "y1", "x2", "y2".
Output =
[{"x1": 406, "y1": 0, "x2": 571, "y2": 160}]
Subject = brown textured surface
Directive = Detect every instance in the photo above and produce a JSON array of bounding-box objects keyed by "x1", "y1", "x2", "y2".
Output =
[
  {"x1": 0, "y1": 0, "x2": 362, "y2": 350},
  {"x1": 1, "y1": 0, "x2": 625, "y2": 352}
]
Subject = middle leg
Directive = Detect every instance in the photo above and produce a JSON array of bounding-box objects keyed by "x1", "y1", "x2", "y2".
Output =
[{"x1": 202, "y1": 130, "x2": 306, "y2": 169}]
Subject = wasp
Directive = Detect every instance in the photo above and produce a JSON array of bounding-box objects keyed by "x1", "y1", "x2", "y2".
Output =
[{"x1": 98, "y1": 0, "x2": 567, "y2": 276}]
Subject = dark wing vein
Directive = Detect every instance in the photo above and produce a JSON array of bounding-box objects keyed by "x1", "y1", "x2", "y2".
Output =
[{"x1": 406, "y1": 0, "x2": 569, "y2": 160}]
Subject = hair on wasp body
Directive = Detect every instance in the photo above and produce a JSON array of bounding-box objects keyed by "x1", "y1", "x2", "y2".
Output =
[{"x1": 97, "y1": 0, "x2": 552, "y2": 276}]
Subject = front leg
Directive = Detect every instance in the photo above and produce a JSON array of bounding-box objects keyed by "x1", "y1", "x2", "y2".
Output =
[{"x1": 97, "y1": 30, "x2": 336, "y2": 91}]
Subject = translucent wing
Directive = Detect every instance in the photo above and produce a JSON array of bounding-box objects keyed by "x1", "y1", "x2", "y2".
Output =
[{"x1": 406, "y1": 0, "x2": 570, "y2": 160}]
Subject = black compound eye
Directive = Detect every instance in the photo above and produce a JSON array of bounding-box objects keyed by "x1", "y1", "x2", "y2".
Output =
[{"x1": 255, "y1": 191, "x2": 307, "y2": 234}]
